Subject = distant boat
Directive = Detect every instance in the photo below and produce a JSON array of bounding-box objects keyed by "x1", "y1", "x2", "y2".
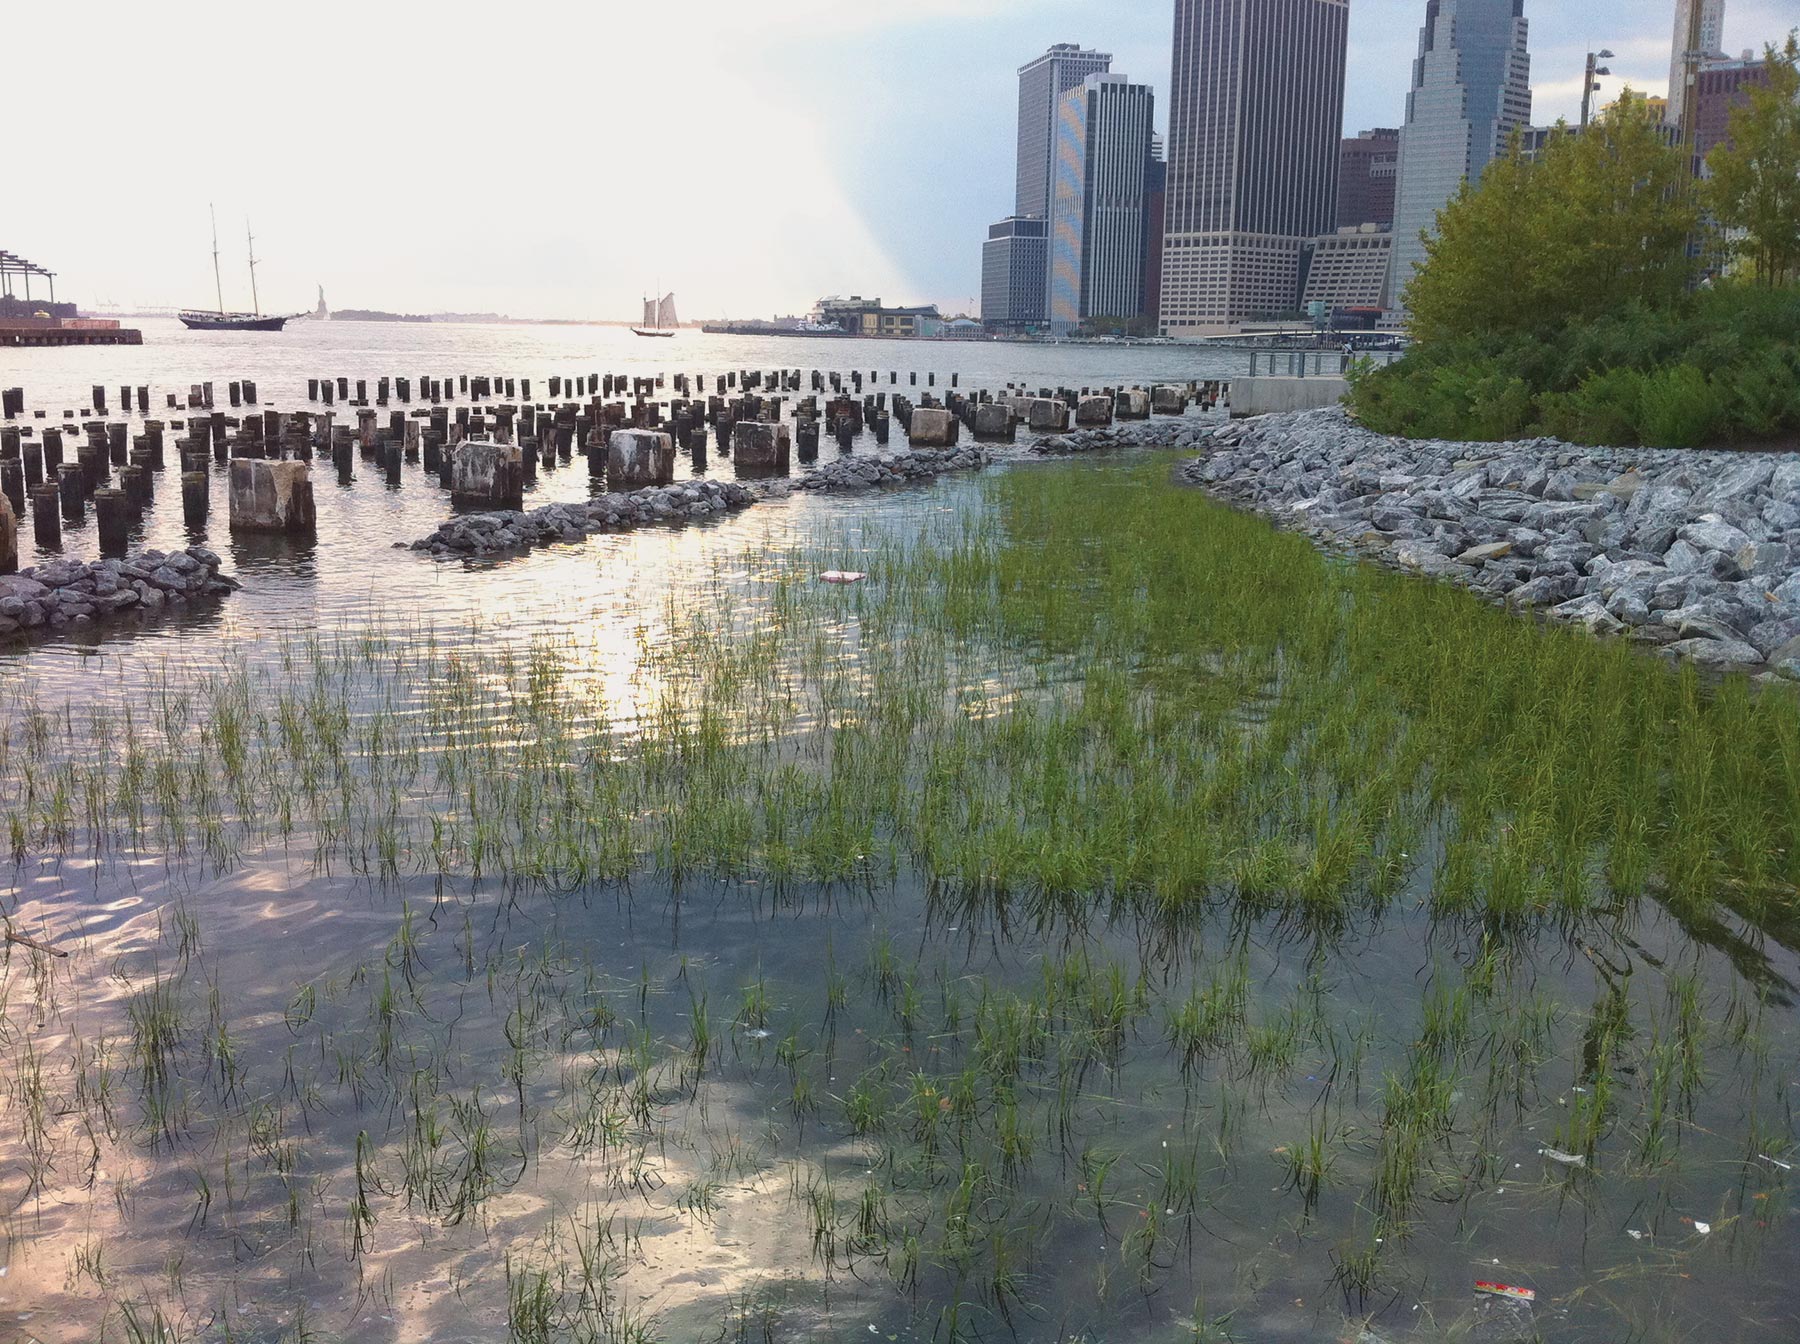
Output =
[
  {"x1": 632, "y1": 292, "x2": 678, "y2": 338},
  {"x1": 180, "y1": 208, "x2": 304, "y2": 332}
]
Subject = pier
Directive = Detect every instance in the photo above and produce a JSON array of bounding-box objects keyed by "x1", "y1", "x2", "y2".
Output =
[{"x1": 0, "y1": 318, "x2": 144, "y2": 347}]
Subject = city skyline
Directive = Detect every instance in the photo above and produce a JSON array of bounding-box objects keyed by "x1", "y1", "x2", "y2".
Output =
[{"x1": 8, "y1": 0, "x2": 1790, "y2": 322}]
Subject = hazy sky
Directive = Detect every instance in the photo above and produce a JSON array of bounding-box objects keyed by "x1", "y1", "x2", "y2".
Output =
[{"x1": 8, "y1": 0, "x2": 1790, "y2": 321}]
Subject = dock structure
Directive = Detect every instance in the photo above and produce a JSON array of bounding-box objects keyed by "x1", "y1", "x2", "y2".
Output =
[{"x1": 0, "y1": 251, "x2": 143, "y2": 346}]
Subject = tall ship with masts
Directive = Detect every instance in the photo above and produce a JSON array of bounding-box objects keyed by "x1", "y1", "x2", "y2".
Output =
[
  {"x1": 180, "y1": 207, "x2": 303, "y2": 332},
  {"x1": 632, "y1": 292, "x2": 678, "y2": 338}
]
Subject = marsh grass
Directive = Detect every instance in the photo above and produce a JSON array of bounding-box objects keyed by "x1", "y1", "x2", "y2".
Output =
[{"x1": 1, "y1": 460, "x2": 1797, "y2": 1342}]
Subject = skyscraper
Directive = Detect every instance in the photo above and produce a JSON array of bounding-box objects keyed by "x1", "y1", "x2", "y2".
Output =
[
  {"x1": 1387, "y1": 0, "x2": 1532, "y2": 312},
  {"x1": 1338, "y1": 128, "x2": 1401, "y2": 230},
  {"x1": 1049, "y1": 74, "x2": 1158, "y2": 333},
  {"x1": 983, "y1": 43, "x2": 1112, "y2": 333},
  {"x1": 1159, "y1": 0, "x2": 1350, "y2": 335},
  {"x1": 1668, "y1": 0, "x2": 1728, "y2": 130},
  {"x1": 1016, "y1": 44, "x2": 1115, "y2": 222}
]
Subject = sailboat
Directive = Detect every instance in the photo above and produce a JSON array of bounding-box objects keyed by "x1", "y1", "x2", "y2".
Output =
[
  {"x1": 180, "y1": 208, "x2": 303, "y2": 332},
  {"x1": 632, "y1": 292, "x2": 678, "y2": 338}
]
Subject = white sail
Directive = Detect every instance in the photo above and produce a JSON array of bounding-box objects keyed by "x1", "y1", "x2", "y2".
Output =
[
  {"x1": 657, "y1": 293, "x2": 678, "y2": 329},
  {"x1": 642, "y1": 297, "x2": 658, "y2": 328}
]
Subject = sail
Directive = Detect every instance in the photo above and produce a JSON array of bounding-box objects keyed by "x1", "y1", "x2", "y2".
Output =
[
  {"x1": 642, "y1": 298, "x2": 658, "y2": 329},
  {"x1": 657, "y1": 293, "x2": 678, "y2": 329}
]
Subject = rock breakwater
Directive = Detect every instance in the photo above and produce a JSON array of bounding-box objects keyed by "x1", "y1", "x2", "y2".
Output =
[
  {"x1": 1172, "y1": 409, "x2": 1800, "y2": 678},
  {"x1": 0, "y1": 546, "x2": 239, "y2": 641}
]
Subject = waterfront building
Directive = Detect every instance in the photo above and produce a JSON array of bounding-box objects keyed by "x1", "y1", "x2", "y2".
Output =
[
  {"x1": 1388, "y1": 0, "x2": 1532, "y2": 312},
  {"x1": 1159, "y1": 0, "x2": 1350, "y2": 335},
  {"x1": 1667, "y1": 0, "x2": 1728, "y2": 130},
  {"x1": 812, "y1": 296, "x2": 943, "y2": 339},
  {"x1": 980, "y1": 217, "x2": 1049, "y2": 334},
  {"x1": 1015, "y1": 44, "x2": 1114, "y2": 222},
  {"x1": 1049, "y1": 74, "x2": 1157, "y2": 334},
  {"x1": 1300, "y1": 226, "x2": 1395, "y2": 320},
  {"x1": 1338, "y1": 128, "x2": 1400, "y2": 230}
]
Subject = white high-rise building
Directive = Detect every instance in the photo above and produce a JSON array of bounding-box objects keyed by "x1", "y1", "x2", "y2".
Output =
[{"x1": 1668, "y1": 0, "x2": 1728, "y2": 129}]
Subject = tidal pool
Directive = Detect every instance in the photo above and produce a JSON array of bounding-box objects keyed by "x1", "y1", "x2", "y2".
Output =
[{"x1": 2, "y1": 458, "x2": 1797, "y2": 1344}]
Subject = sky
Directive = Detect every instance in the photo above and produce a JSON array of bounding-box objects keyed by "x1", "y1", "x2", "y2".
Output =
[{"x1": 6, "y1": 0, "x2": 1791, "y2": 322}]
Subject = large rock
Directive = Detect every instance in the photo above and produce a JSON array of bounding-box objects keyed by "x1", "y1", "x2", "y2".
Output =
[
  {"x1": 1665, "y1": 637, "x2": 1764, "y2": 667},
  {"x1": 228, "y1": 459, "x2": 315, "y2": 534},
  {"x1": 606, "y1": 430, "x2": 676, "y2": 492},
  {"x1": 731, "y1": 421, "x2": 790, "y2": 476},
  {"x1": 1026, "y1": 399, "x2": 1070, "y2": 433},
  {"x1": 451, "y1": 441, "x2": 524, "y2": 510},
  {"x1": 1681, "y1": 514, "x2": 1754, "y2": 557},
  {"x1": 907, "y1": 408, "x2": 959, "y2": 448},
  {"x1": 1770, "y1": 635, "x2": 1800, "y2": 680}
]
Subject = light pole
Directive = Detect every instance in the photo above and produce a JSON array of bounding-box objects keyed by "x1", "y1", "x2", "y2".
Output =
[{"x1": 1580, "y1": 49, "x2": 1614, "y2": 128}]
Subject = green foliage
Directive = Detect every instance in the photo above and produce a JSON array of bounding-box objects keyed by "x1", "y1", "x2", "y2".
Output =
[
  {"x1": 1405, "y1": 93, "x2": 1696, "y2": 344},
  {"x1": 1351, "y1": 286, "x2": 1800, "y2": 446},
  {"x1": 1703, "y1": 35, "x2": 1800, "y2": 288}
]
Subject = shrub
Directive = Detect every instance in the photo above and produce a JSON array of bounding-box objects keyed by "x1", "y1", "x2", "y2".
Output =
[{"x1": 1632, "y1": 366, "x2": 1728, "y2": 448}]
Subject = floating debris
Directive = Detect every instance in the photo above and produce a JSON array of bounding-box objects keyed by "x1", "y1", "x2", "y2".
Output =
[
  {"x1": 1759, "y1": 1154, "x2": 1794, "y2": 1172},
  {"x1": 1474, "y1": 1282, "x2": 1537, "y2": 1303},
  {"x1": 1538, "y1": 1146, "x2": 1587, "y2": 1168},
  {"x1": 820, "y1": 571, "x2": 868, "y2": 584}
]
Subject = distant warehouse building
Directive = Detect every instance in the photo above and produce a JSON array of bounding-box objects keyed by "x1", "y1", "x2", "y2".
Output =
[{"x1": 814, "y1": 296, "x2": 943, "y2": 339}]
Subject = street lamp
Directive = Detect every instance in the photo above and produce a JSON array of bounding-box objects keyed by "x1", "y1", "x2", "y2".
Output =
[{"x1": 1580, "y1": 49, "x2": 1615, "y2": 128}]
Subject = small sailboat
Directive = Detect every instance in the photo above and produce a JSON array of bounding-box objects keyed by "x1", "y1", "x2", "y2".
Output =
[
  {"x1": 632, "y1": 292, "x2": 678, "y2": 338},
  {"x1": 180, "y1": 207, "x2": 304, "y2": 332}
]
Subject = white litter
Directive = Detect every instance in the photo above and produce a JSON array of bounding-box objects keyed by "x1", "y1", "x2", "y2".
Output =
[
  {"x1": 1693, "y1": 1221, "x2": 1712, "y2": 1235},
  {"x1": 1538, "y1": 1147, "x2": 1587, "y2": 1168},
  {"x1": 820, "y1": 571, "x2": 867, "y2": 584}
]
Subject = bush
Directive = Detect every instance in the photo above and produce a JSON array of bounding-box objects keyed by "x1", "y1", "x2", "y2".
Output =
[{"x1": 1347, "y1": 286, "x2": 1800, "y2": 447}]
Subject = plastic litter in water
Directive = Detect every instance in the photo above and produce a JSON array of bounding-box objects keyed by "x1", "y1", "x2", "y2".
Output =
[
  {"x1": 1538, "y1": 1146, "x2": 1587, "y2": 1168},
  {"x1": 1759, "y1": 1154, "x2": 1794, "y2": 1172},
  {"x1": 1474, "y1": 1282, "x2": 1537, "y2": 1303},
  {"x1": 743, "y1": 1028, "x2": 774, "y2": 1040},
  {"x1": 820, "y1": 571, "x2": 867, "y2": 584}
]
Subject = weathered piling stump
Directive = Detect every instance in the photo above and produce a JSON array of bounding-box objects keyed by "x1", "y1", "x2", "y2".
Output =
[
  {"x1": 229, "y1": 460, "x2": 316, "y2": 534},
  {"x1": 606, "y1": 430, "x2": 676, "y2": 492},
  {"x1": 451, "y1": 441, "x2": 524, "y2": 510},
  {"x1": 1152, "y1": 385, "x2": 1189, "y2": 416},
  {"x1": 182, "y1": 472, "x2": 209, "y2": 528},
  {"x1": 972, "y1": 403, "x2": 1015, "y2": 442},
  {"x1": 120, "y1": 464, "x2": 151, "y2": 511},
  {"x1": 58, "y1": 465, "x2": 84, "y2": 522},
  {"x1": 22, "y1": 441, "x2": 43, "y2": 488},
  {"x1": 1115, "y1": 389, "x2": 1151, "y2": 420},
  {"x1": 382, "y1": 439, "x2": 403, "y2": 486},
  {"x1": 0, "y1": 494, "x2": 15, "y2": 574},
  {"x1": 94, "y1": 488, "x2": 130, "y2": 557},
  {"x1": 0, "y1": 457, "x2": 22, "y2": 517},
  {"x1": 30, "y1": 482, "x2": 59, "y2": 549}
]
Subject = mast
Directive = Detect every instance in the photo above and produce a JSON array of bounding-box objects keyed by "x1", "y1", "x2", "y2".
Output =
[
  {"x1": 210, "y1": 203, "x2": 225, "y2": 315},
  {"x1": 246, "y1": 218, "x2": 261, "y2": 317}
]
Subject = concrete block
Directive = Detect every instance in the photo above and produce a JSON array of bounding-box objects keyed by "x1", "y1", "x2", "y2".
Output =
[
  {"x1": 732, "y1": 421, "x2": 791, "y2": 476},
  {"x1": 452, "y1": 441, "x2": 525, "y2": 510},
  {"x1": 907, "y1": 408, "x2": 959, "y2": 447},
  {"x1": 1075, "y1": 396, "x2": 1114, "y2": 427},
  {"x1": 228, "y1": 459, "x2": 315, "y2": 534},
  {"x1": 1027, "y1": 399, "x2": 1070, "y2": 433},
  {"x1": 972, "y1": 403, "x2": 1015, "y2": 441},
  {"x1": 1151, "y1": 386, "x2": 1189, "y2": 416},
  {"x1": 1115, "y1": 389, "x2": 1151, "y2": 420},
  {"x1": 607, "y1": 430, "x2": 676, "y2": 491}
]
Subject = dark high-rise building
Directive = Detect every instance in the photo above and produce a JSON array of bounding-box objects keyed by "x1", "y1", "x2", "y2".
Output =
[
  {"x1": 1159, "y1": 0, "x2": 1350, "y2": 334},
  {"x1": 1142, "y1": 139, "x2": 1167, "y2": 323},
  {"x1": 1016, "y1": 44, "x2": 1115, "y2": 223},
  {"x1": 1389, "y1": 0, "x2": 1532, "y2": 311},
  {"x1": 1695, "y1": 56, "x2": 1772, "y2": 165},
  {"x1": 981, "y1": 217, "x2": 1049, "y2": 333},
  {"x1": 1049, "y1": 74, "x2": 1157, "y2": 333},
  {"x1": 1338, "y1": 128, "x2": 1400, "y2": 230}
]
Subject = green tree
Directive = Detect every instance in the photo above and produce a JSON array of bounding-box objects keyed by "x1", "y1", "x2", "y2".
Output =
[
  {"x1": 1404, "y1": 93, "x2": 1695, "y2": 343},
  {"x1": 1703, "y1": 35, "x2": 1800, "y2": 288}
]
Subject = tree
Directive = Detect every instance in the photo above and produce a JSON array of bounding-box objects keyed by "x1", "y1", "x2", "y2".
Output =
[
  {"x1": 1404, "y1": 93, "x2": 1696, "y2": 343},
  {"x1": 1703, "y1": 35, "x2": 1800, "y2": 288}
]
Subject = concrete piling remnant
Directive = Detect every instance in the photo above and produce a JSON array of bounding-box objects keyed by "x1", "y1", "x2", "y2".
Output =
[
  {"x1": 731, "y1": 421, "x2": 791, "y2": 477},
  {"x1": 1151, "y1": 385, "x2": 1189, "y2": 416},
  {"x1": 182, "y1": 472, "x2": 209, "y2": 528},
  {"x1": 1115, "y1": 389, "x2": 1151, "y2": 420},
  {"x1": 95, "y1": 488, "x2": 129, "y2": 557},
  {"x1": 907, "y1": 408, "x2": 959, "y2": 448},
  {"x1": 1027, "y1": 399, "x2": 1071, "y2": 433},
  {"x1": 1076, "y1": 396, "x2": 1114, "y2": 427},
  {"x1": 229, "y1": 459, "x2": 316, "y2": 534},
  {"x1": 30, "y1": 481, "x2": 59, "y2": 549},
  {"x1": 451, "y1": 441, "x2": 524, "y2": 510},
  {"x1": 0, "y1": 493, "x2": 14, "y2": 574},
  {"x1": 972, "y1": 403, "x2": 1014, "y2": 442},
  {"x1": 606, "y1": 430, "x2": 676, "y2": 492},
  {"x1": 0, "y1": 458, "x2": 21, "y2": 517},
  {"x1": 58, "y1": 464, "x2": 84, "y2": 522}
]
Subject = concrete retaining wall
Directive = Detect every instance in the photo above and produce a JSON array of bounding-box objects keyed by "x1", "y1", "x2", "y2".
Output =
[{"x1": 1228, "y1": 376, "x2": 1350, "y2": 418}]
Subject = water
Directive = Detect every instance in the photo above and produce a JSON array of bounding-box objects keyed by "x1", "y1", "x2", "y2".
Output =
[{"x1": 2, "y1": 329, "x2": 1795, "y2": 1344}]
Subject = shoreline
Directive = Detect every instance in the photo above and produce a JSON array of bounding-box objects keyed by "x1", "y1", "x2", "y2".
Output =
[{"x1": 1057, "y1": 409, "x2": 1800, "y2": 680}]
